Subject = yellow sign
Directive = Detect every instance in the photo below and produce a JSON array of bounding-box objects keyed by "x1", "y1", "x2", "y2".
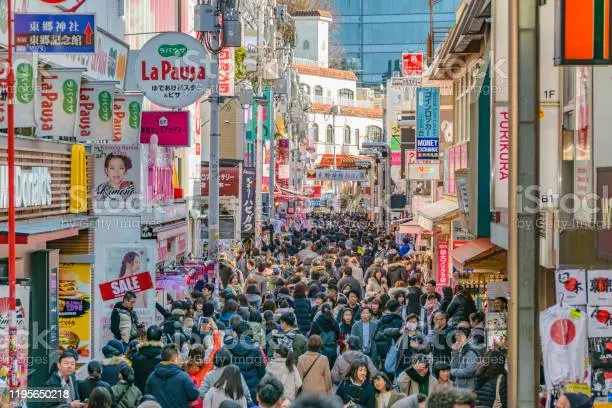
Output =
[
  {"x1": 59, "y1": 263, "x2": 92, "y2": 361},
  {"x1": 69, "y1": 144, "x2": 87, "y2": 213},
  {"x1": 566, "y1": 382, "x2": 591, "y2": 396}
]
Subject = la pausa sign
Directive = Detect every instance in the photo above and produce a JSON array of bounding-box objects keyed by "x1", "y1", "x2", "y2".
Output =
[{"x1": 140, "y1": 60, "x2": 206, "y2": 82}]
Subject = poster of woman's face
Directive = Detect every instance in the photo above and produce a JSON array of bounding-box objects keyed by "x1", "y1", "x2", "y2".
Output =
[
  {"x1": 102, "y1": 245, "x2": 153, "y2": 311},
  {"x1": 94, "y1": 145, "x2": 141, "y2": 201}
]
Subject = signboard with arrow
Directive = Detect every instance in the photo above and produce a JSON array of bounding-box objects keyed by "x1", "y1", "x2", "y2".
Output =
[{"x1": 14, "y1": 13, "x2": 95, "y2": 54}]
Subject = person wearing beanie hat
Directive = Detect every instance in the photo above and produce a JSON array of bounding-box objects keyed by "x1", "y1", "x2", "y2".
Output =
[
  {"x1": 102, "y1": 339, "x2": 131, "y2": 386},
  {"x1": 556, "y1": 392, "x2": 593, "y2": 408}
]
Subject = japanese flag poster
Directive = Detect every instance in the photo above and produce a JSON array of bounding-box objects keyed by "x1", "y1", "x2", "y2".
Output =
[
  {"x1": 587, "y1": 270, "x2": 612, "y2": 306},
  {"x1": 556, "y1": 269, "x2": 587, "y2": 306},
  {"x1": 588, "y1": 306, "x2": 612, "y2": 338}
]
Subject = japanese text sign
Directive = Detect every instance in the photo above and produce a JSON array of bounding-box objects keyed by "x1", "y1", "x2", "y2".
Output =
[
  {"x1": 140, "y1": 111, "x2": 190, "y2": 146},
  {"x1": 15, "y1": 13, "x2": 95, "y2": 53},
  {"x1": 416, "y1": 87, "x2": 440, "y2": 160},
  {"x1": 402, "y1": 52, "x2": 423, "y2": 77},
  {"x1": 201, "y1": 165, "x2": 240, "y2": 196},
  {"x1": 437, "y1": 240, "x2": 449, "y2": 286},
  {"x1": 241, "y1": 167, "x2": 256, "y2": 236}
]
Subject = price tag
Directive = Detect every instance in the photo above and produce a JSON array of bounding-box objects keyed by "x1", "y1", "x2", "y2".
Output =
[{"x1": 570, "y1": 309, "x2": 582, "y2": 320}]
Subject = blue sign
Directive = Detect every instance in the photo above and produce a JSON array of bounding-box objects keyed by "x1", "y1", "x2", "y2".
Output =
[
  {"x1": 15, "y1": 14, "x2": 95, "y2": 53},
  {"x1": 416, "y1": 87, "x2": 440, "y2": 160}
]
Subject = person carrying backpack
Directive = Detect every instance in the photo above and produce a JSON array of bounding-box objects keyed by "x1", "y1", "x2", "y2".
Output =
[{"x1": 111, "y1": 365, "x2": 142, "y2": 408}]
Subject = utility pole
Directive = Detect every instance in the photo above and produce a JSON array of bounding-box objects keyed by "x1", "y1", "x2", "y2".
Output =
[{"x1": 508, "y1": 0, "x2": 539, "y2": 406}]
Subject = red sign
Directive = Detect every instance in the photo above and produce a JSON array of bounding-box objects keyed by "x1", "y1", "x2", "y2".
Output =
[
  {"x1": 201, "y1": 166, "x2": 240, "y2": 196},
  {"x1": 402, "y1": 53, "x2": 423, "y2": 77},
  {"x1": 405, "y1": 150, "x2": 416, "y2": 165},
  {"x1": 98, "y1": 272, "x2": 154, "y2": 301},
  {"x1": 303, "y1": 186, "x2": 321, "y2": 198},
  {"x1": 141, "y1": 111, "x2": 190, "y2": 146},
  {"x1": 437, "y1": 240, "x2": 449, "y2": 286}
]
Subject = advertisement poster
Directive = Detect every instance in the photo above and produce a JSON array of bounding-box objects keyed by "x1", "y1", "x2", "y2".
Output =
[
  {"x1": 555, "y1": 269, "x2": 587, "y2": 306},
  {"x1": 0, "y1": 53, "x2": 37, "y2": 128},
  {"x1": 587, "y1": 270, "x2": 612, "y2": 306},
  {"x1": 75, "y1": 81, "x2": 115, "y2": 141},
  {"x1": 0, "y1": 285, "x2": 30, "y2": 392},
  {"x1": 437, "y1": 240, "x2": 449, "y2": 286},
  {"x1": 99, "y1": 271, "x2": 154, "y2": 301},
  {"x1": 113, "y1": 93, "x2": 143, "y2": 144},
  {"x1": 94, "y1": 144, "x2": 141, "y2": 201},
  {"x1": 588, "y1": 306, "x2": 612, "y2": 338},
  {"x1": 95, "y1": 245, "x2": 155, "y2": 356},
  {"x1": 416, "y1": 87, "x2": 440, "y2": 160},
  {"x1": 140, "y1": 111, "x2": 190, "y2": 146},
  {"x1": 591, "y1": 368, "x2": 612, "y2": 399},
  {"x1": 36, "y1": 67, "x2": 84, "y2": 137},
  {"x1": 241, "y1": 167, "x2": 256, "y2": 236},
  {"x1": 59, "y1": 263, "x2": 92, "y2": 361},
  {"x1": 588, "y1": 337, "x2": 612, "y2": 367}
]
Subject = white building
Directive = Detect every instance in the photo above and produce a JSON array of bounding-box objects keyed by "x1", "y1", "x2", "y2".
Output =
[{"x1": 292, "y1": 11, "x2": 384, "y2": 159}]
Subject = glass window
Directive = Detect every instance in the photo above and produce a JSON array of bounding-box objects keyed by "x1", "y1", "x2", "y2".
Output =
[
  {"x1": 355, "y1": 128, "x2": 360, "y2": 145},
  {"x1": 367, "y1": 126, "x2": 382, "y2": 141},
  {"x1": 312, "y1": 124, "x2": 319, "y2": 142},
  {"x1": 303, "y1": 40, "x2": 310, "y2": 50},
  {"x1": 344, "y1": 126, "x2": 351, "y2": 144},
  {"x1": 300, "y1": 84, "x2": 310, "y2": 96},
  {"x1": 339, "y1": 88, "x2": 354, "y2": 100},
  {"x1": 326, "y1": 125, "x2": 334, "y2": 144},
  {"x1": 314, "y1": 86, "x2": 323, "y2": 97}
]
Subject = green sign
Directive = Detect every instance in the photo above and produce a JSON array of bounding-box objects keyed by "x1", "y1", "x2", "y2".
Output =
[
  {"x1": 15, "y1": 62, "x2": 33, "y2": 104},
  {"x1": 128, "y1": 101, "x2": 141, "y2": 129},
  {"x1": 62, "y1": 79, "x2": 78, "y2": 114},
  {"x1": 158, "y1": 44, "x2": 188, "y2": 58},
  {"x1": 98, "y1": 90, "x2": 112, "y2": 121}
]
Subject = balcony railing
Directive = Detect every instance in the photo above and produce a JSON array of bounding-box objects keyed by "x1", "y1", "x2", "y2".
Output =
[{"x1": 312, "y1": 95, "x2": 379, "y2": 109}]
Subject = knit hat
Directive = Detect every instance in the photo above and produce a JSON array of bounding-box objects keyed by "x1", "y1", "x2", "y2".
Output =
[
  {"x1": 564, "y1": 393, "x2": 593, "y2": 408},
  {"x1": 102, "y1": 339, "x2": 124, "y2": 358}
]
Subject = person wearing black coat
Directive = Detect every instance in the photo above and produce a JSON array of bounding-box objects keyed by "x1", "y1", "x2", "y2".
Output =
[
  {"x1": 473, "y1": 351, "x2": 508, "y2": 408},
  {"x1": 310, "y1": 303, "x2": 341, "y2": 368},
  {"x1": 405, "y1": 277, "x2": 423, "y2": 317},
  {"x1": 446, "y1": 286, "x2": 477, "y2": 324},
  {"x1": 77, "y1": 361, "x2": 112, "y2": 401},
  {"x1": 43, "y1": 352, "x2": 81, "y2": 408},
  {"x1": 372, "y1": 300, "x2": 404, "y2": 364},
  {"x1": 335, "y1": 360, "x2": 376, "y2": 408},
  {"x1": 130, "y1": 325, "x2": 163, "y2": 393},
  {"x1": 439, "y1": 286, "x2": 453, "y2": 313},
  {"x1": 293, "y1": 282, "x2": 312, "y2": 335}
]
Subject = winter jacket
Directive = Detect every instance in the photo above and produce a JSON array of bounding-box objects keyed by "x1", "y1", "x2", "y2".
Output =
[
  {"x1": 439, "y1": 296, "x2": 452, "y2": 313},
  {"x1": 246, "y1": 293, "x2": 262, "y2": 310},
  {"x1": 446, "y1": 292, "x2": 477, "y2": 324},
  {"x1": 375, "y1": 390, "x2": 407, "y2": 408},
  {"x1": 365, "y1": 277, "x2": 388, "y2": 299},
  {"x1": 293, "y1": 295, "x2": 313, "y2": 335},
  {"x1": 199, "y1": 366, "x2": 253, "y2": 405},
  {"x1": 335, "y1": 378, "x2": 376, "y2": 408},
  {"x1": 223, "y1": 335, "x2": 267, "y2": 402},
  {"x1": 351, "y1": 320, "x2": 378, "y2": 363},
  {"x1": 186, "y1": 365, "x2": 208, "y2": 408},
  {"x1": 405, "y1": 286, "x2": 423, "y2": 317},
  {"x1": 204, "y1": 387, "x2": 248, "y2": 408},
  {"x1": 101, "y1": 356, "x2": 131, "y2": 386},
  {"x1": 111, "y1": 380, "x2": 143, "y2": 408},
  {"x1": 248, "y1": 321, "x2": 267, "y2": 348},
  {"x1": 397, "y1": 366, "x2": 437, "y2": 396},
  {"x1": 331, "y1": 350, "x2": 377, "y2": 384},
  {"x1": 130, "y1": 340, "x2": 163, "y2": 393},
  {"x1": 350, "y1": 265, "x2": 365, "y2": 286},
  {"x1": 310, "y1": 312, "x2": 340, "y2": 368},
  {"x1": 338, "y1": 276, "x2": 362, "y2": 298},
  {"x1": 76, "y1": 378, "x2": 111, "y2": 401},
  {"x1": 386, "y1": 263, "x2": 408, "y2": 287},
  {"x1": 430, "y1": 325, "x2": 454, "y2": 366},
  {"x1": 266, "y1": 358, "x2": 303, "y2": 403},
  {"x1": 451, "y1": 342, "x2": 481, "y2": 390},
  {"x1": 474, "y1": 374, "x2": 508, "y2": 408},
  {"x1": 373, "y1": 312, "x2": 404, "y2": 359},
  {"x1": 244, "y1": 271, "x2": 268, "y2": 295},
  {"x1": 297, "y1": 351, "x2": 332, "y2": 395},
  {"x1": 144, "y1": 362, "x2": 200, "y2": 408},
  {"x1": 43, "y1": 371, "x2": 80, "y2": 408},
  {"x1": 110, "y1": 301, "x2": 139, "y2": 344},
  {"x1": 281, "y1": 327, "x2": 308, "y2": 363},
  {"x1": 383, "y1": 328, "x2": 429, "y2": 373}
]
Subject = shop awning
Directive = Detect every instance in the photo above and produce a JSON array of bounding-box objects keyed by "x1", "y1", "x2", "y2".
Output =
[
  {"x1": 0, "y1": 215, "x2": 96, "y2": 245},
  {"x1": 417, "y1": 199, "x2": 459, "y2": 231},
  {"x1": 451, "y1": 238, "x2": 504, "y2": 270},
  {"x1": 399, "y1": 221, "x2": 423, "y2": 235},
  {"x1": 317, "y1": 154, "x2": 357, "y2": 169}
]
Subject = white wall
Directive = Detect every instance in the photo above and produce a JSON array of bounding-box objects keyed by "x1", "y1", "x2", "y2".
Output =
[
  {"x1": 298, "y1": 73, "x2": 356, "y2": 102},
  {"x1": 310, "y1": 112, "x2": 383, "y2": 156},
  {"x1": 294, "y1": 19, "x2": 319, "y2": 63},
  {"x1": 317, "y1": 20, "x2": 329, "y2": 68}
]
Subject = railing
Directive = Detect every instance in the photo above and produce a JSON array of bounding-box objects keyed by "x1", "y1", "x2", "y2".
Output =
[
  {"x1": 293, "y1": 57, "x2": 327, "y2": 67},
  {"x1": 312, "y1": 95, "x2": 380, "y2": 109}
]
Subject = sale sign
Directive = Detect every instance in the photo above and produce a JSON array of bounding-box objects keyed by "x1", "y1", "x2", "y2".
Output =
[
  {"x1": 98, "y1": 271, "x2": 154, "y2": 301},
  {"x1": 437, "y1": 240, "x2": 449, "y2": 286}
]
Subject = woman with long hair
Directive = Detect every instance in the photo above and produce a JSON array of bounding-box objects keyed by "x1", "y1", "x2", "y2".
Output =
[
  {"x1": 292, "y1": 281, "x2": 312, "y2": 335},
  {"x1": 338, "y1": 308, "x2": 355, "y2": 354},
  {"x1": 372, "y1": 372, "x2": 406, "y2": 408},
  {"x1": 265, "y1": 342, "x2": 302, "y2": 403},
  {"x1": 365, "y1": 267, "x2": 388, "y2": 299},
  {"x1": 119, "y1": 252, "x2": 146, "y2": 308},
  {"x1": 309, "y1": 303, "x2": 340, "y2": 368},
  {"x1": 111, "y1": 365, "x2": 142, "y2": 408},
  {"x1": 335, "y1": 360, "x2": 376, "y2": 408},
  {"x1": 439, "y1": 286, "x2": 453, "y2": 313},
  {"x1": 203, "y1": 365, "x2": 247, "y2": 408},
  {"x1": 227, "y1": 272, "x2": 244, "y2": 296},
  {"x1": 77, "y1": 361, "x2": 112, "y2": 401},
  {"x1": 474, "y1": 350, "x2": 508, "y2": 408},
  {"x1": 87, "y1": 387, "x2": 113, "y2": 408}
]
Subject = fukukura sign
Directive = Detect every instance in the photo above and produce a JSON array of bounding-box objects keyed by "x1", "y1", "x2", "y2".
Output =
[
  {"x1": 98, "y1": 271, "x2": 154, "y2": 301},
  {"x1": 37, "y1": 68, "x2": 84, "y2": 137},
  {"x1": 76, "y1": 81, "x2": 115, "y2": 141},
  {"x1": 135, "y1": 32, "x2": 211, "y2": 109},
  {"x1": 0, "y1": 166, "x2": 52, "y2": 208},
  {"x1": 493, "y1": 107, "x2": 510, "y2": 209},
  {"x1": 113, "y1": 93, "x2": 143, "y2": 144},
  {"x1": 140, "y1": 111, "x2": 190, "y2": 146}
]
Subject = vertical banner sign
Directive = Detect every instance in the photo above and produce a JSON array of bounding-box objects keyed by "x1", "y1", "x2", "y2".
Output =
[
  {"x1": 0, "y1": 53, "x2": 37, "y2": 128},
  {"x1": 36, "y1": 68, "x2": 84, "y2": 137},
  {"x1": 219, "y1": 47, "x2": 235, "y2": 97},
  {"x1": 113, "y1": 93, "x2": 143, "y2": 144},
  {"x1": 437, "y1": 240, "x2": 449, "y2": 286},
  {"x1": 494, "y1": 107, "x2": 510, "y2": 209},
  {"x1": 75, "y1": 81, "x2": 115, "y2": 141},
  {"x1": 241, "y1": 167, "x2": 256, "y2": 236},
  {"x1": 59, "y1": 263, "x2": 92, "y2": 362},
  {"x1": 416, "y1": 87, "x2": 440, "y2": 160},
  {"x1": 0, "y1": 286, "x2": 30, "y2": 392},
  {"x1": 575, "y1": 66, "x2": 592, "y2": 222}
]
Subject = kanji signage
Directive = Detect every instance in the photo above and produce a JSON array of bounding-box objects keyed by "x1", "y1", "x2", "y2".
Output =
[
  {"x1": 416, "y1": 87, "x2": 440, "y2": 160},
  {"x1": 98, "y1": 271, "x2": 154, "y2": 301},
  {"x1": 437, "y1": 240, "x2": 449, "y2": 286},
  {"x1": 135, "y1": 32, "x2": 211, "y2": 109},
  {"x1": 402, "y1": 52, "x2": 423, "y2": 76},
  {"x1": 140, "y1": 111, "x2": 190, "y2": 146},
  {"x1": 241, "y1": 167, "x2": 256, "y2": 236},
  {"x1": 555, "y1": 269, "x2": 587, "y2": 306},
  {"x1": 201, "y1": 165, "x2": 240, "y2": 196},
  {"x1": 15, "y1": 13, "x2": 95, "y2": 53},
  {"x1": 588, "y1": 270, "x2": 612, "y2": 306},
  {"x1": 314, "y1": 169, "x2": 366, "y2": 181}
]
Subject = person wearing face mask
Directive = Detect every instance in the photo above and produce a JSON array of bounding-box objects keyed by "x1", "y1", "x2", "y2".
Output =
[{"x1": 384, "y1": 314, "x2": 429, "y2": 375}]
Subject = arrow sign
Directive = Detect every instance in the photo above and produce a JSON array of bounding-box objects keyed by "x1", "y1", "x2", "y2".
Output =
[{"x1": 14, "y1": 13, "x2": 96, "y2": 54}]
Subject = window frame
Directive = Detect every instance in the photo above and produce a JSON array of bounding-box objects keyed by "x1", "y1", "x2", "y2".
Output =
[{"x1": 326, "y1": 124, "x2": 334, "y2": 144}]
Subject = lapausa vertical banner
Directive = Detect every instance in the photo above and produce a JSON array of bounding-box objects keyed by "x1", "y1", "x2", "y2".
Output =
[
  {"x1": 241, "y1": 167, "x2": 256, "y2": 236},
  {"x1": 416, "y1": 87, "x2": 440, "y2": 160},
  {"x1": 219, "y1": 47, "x2": 235, "y2": 97},
  {"x1": 37, "y1": 68, "x2": 84, "y2": 137},
  {"x1": 76, "y1": 81, "x2": 116, "y2": 141},
  {"x1": 113, "y1": 92, "x2": 143, "y2": 143},
  {"x1": 0, "y1": 53, "x2": 37, "y2": 128}
]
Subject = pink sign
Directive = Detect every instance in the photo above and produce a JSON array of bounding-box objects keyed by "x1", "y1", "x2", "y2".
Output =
[
  {"x1": 391, "y1": 152, "x2": 402, "y2": 166},
  {"x1": 437, "y1": 240, "x2": 449, "y2": 286},
  {"x1": 141, "y1": 111, "x2": 190, "y2": 146}
]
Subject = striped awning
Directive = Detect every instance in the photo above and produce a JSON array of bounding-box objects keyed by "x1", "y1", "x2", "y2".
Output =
[{"x1": 317, "y1": 154, "x2": 357, "y2": 169}]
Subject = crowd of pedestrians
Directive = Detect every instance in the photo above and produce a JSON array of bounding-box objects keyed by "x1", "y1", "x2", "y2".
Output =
[{"x1": 44, "y1": 214, "x2": 513, "y2": 408}]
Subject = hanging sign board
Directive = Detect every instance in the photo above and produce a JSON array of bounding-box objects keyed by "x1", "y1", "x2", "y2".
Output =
[
  {"x1": 416, "y1": 87, "x2": 440, "y2": 160},
  {"x1": 36, "y1": 68, "x2": 84, "y2": 137},
  {"x1": 140, "y1": 111, "x2": 190, "y2": 146},
  {"x1": 75, "y1": 81, "x2": 116, "y2": 141},
  {"x1": 0, "y1": 53, "x2": 37, "y2": 128},
  {"x1": 113, "y1": 93, "x2": 143, "y2": 143},
  {"x1": 134, "y1": 32, "x2": 211, "y2": 108},
  {"x1": 14, "y1": 13, "x2": 96, "y2": 53},
  {"x1": 402, "y1": 52, "x2": 424, "y2": 77}
]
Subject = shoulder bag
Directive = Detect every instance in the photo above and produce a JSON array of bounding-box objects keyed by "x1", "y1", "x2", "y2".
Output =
[{"x1": 296, "y1": 354, "x2": 320, "y2": 397}]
